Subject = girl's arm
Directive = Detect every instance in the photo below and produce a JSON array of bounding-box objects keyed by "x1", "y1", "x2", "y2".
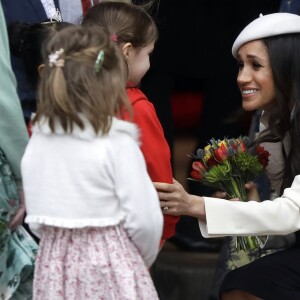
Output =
[{"x1": 114, "y1": 135, "x2": 163, "y2": 268}]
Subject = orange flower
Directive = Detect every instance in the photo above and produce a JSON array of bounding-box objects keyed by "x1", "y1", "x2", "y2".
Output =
[{"x1": 236, "y1": 141, "x2": 247, "y2": 153}]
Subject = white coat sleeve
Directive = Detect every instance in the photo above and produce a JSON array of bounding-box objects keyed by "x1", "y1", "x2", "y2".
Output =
[
  {"x1": 199, "y1": 175, "x2": 300, "y2": 238},
  {"x1": 114, "y1": 136, "x2": 163, "y2": 267}
]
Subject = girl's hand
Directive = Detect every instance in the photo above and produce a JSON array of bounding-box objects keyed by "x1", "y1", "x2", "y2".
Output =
[
  {"x1": 212, "y1": 182, "x2": 260, "y2": 202},
  {"x1": 8, "y1": 191, "x2": 25, "y2": 230},
  {"x1": 226, "y1": 181, "x2": 260, "y2": 202},
  {"x1": 212, "y1": 191, "x2": 240, "y2": 202},
  {"x1": 245, "y1": 181, "x2": 260, "y2": 202}
]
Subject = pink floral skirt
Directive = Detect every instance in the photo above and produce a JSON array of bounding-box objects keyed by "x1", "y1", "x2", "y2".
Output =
[{"x1": 33, "y1": 225, "x2": 159, "y2": 300}]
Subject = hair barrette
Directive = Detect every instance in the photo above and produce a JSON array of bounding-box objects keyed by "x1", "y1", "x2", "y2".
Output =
[
  {"x1": 111, "y1": 34, "x2": 118, "y2": 42},
  {"x1": 49, "y1": 48, "x2": 65, "y2": 67},
  {"x1": 94, "y1": 50, "x2": 105, "y2": 73}
]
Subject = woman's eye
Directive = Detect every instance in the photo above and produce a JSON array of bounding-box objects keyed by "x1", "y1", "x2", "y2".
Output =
[
  {"x1": 237, "y1": 62, "x2": 244, "y2": 70},
  {"x1": 253, "y1": 62, "x2": 262, "y2": 69}
]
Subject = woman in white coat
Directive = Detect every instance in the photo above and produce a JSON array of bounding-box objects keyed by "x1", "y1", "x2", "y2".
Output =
[{"x1": 155, "y1": 12, "x2": 300, "y2": 300}]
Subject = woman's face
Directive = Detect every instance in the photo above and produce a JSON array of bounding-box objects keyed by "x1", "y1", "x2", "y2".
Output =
[{"x1": 236, "y1": 40, "x2": 276, "y2": 111}]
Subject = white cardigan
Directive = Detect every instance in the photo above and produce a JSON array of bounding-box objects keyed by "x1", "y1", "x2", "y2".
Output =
[{"x1": 22, "y1": 116, "x2": 163, "y2": 267}]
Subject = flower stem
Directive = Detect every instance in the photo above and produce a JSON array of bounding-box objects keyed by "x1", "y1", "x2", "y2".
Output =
[{"x1": 230, "y1": 177, "x2": 243, "y2": 199}]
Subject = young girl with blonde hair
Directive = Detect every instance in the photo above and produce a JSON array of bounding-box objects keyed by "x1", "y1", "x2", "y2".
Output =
[{"x1": 22, "y1": 25, "x2": 162, "y2": 300}]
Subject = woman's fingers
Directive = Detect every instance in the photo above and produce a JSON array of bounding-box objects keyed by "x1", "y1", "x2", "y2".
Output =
[
  {"x1": 154, "y1": 181, "x2": 176, "y2": 192},
  {"x1": 212, "y1": 191, "x2": 227, "y2": 199},
  {"x1": 155, "y1": 180, "x2": 191, "y2": 216},
  {"x1": 160, "y1": 200, "x2": 168, "y2": 209}
]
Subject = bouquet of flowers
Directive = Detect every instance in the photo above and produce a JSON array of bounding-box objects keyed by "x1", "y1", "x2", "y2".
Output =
[{"x1": 189, "y1": 136, "x2": 270, "y2": 251}]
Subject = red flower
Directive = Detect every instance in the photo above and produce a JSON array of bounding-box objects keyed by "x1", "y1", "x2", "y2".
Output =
[
  {"x1": 207, "y1": 156, "x2": 218, "y2": 167},
  {"x1": 255, "y1": 145, "x2": 270, "y2": 168},
  {"x1": 190, "y1": 161, "x2": 207, "y2": 180},
  {"x1": 190, "y1": 170, "x2": 203, "y2": 180},
  {"x1": 192, "y1": 161, "x2": 207, "y2": 173},
  {"x1": 214, "y1": 144, "x2": 228, "y2": 162}
]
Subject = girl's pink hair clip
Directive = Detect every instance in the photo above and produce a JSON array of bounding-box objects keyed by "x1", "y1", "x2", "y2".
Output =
[{"x1": 111, "y1": 34, "x2": 118, "y2": 42}]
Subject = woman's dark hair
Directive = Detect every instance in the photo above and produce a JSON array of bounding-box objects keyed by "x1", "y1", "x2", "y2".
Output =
[
  {"x1": 255, "y1": 33, "x2": 300, "y2": 193},
  {"x1": 8, "y1": 21, "x2": 72, "y2": 88}
]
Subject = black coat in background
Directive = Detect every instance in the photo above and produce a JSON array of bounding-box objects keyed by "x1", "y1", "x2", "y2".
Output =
[{"x1": 1, "y1": 0, "x2": 60, "y2": 122}]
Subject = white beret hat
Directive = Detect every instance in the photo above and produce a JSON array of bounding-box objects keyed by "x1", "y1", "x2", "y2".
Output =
[{"x1": 232, "y1": 13, "x2": 300, "y2": 58}]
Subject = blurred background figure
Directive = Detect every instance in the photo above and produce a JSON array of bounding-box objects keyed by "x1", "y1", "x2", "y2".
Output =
[
  {"x1": 7, "y1": 21, "x2": 72, "y2": 126},
  {"x1": 2, "y1": 0, "x2": 65, "y2": 124},
  {"x1": 280, "y1": 0, "x2": 300, "y2": 13},
  {"x1": 0, "y1": 2, "x2": 38, "y2": 299}
]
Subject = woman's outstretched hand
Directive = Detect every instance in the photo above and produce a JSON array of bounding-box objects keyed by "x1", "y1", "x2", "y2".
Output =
[{"x1": 154, "y1": 179, "x2": 206, "y2": 221}]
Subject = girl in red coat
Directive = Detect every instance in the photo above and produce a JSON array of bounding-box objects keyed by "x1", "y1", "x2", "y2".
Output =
[{"x1": 82, "y1": 1, "x2": 179, "y2": 246}]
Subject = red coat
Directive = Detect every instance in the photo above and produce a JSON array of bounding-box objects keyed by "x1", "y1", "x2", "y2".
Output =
[{"x1": 126, "y1": 87, "x2": 179, "y2": 240}]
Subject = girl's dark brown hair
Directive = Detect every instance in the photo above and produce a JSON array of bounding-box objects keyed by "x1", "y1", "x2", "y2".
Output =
[
  {"x1": 34, "y1": 25, "x2": 131, "y2": 134},
  {"x1": 82, "y1": 1, "x2": 158, "y2": 48}
]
